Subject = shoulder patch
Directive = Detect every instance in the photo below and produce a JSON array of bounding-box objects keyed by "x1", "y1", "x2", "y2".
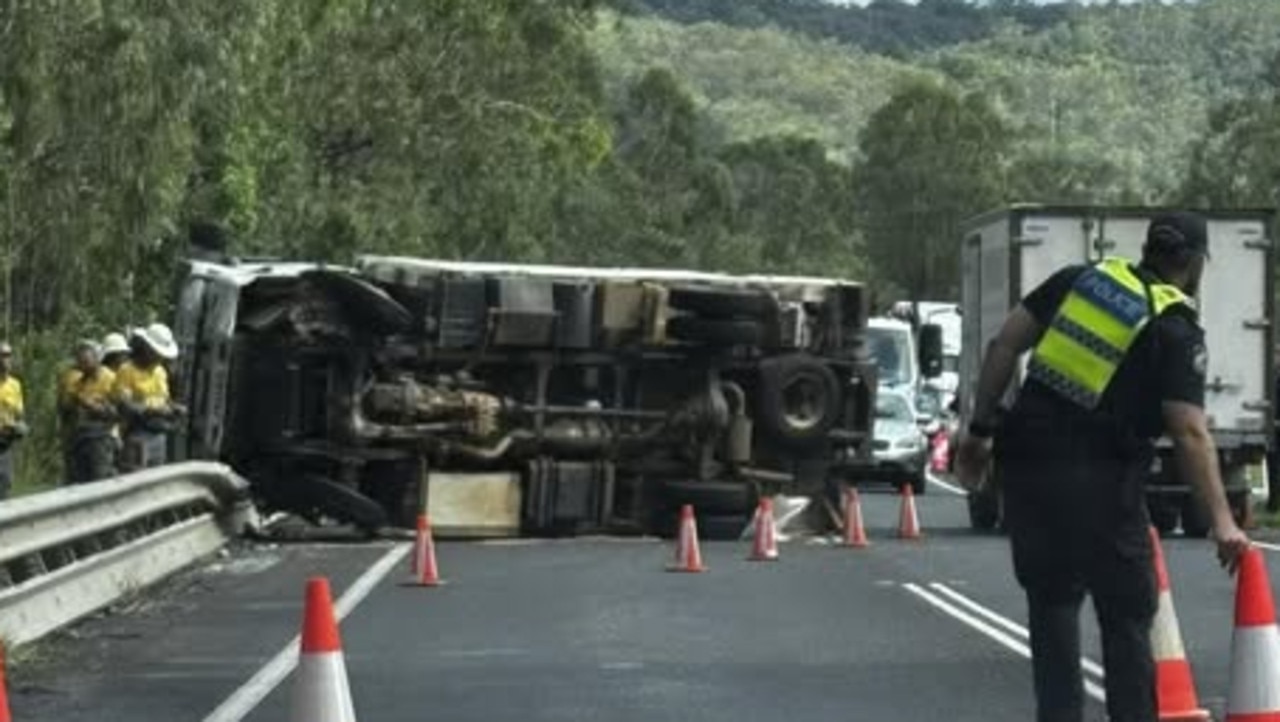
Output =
[{"x1": 1192, "y1": 344, "x2": 1208, "y2": 377}]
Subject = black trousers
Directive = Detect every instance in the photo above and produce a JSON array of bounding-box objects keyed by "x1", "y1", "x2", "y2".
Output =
[
  {"x1": 66, "y1": 433, "x2": 117, "y2": 484},
  {"x1": 1002, "y1": 442, "x2": 1158, "y2": 722},
  {"x1": 0, "y1": 448, "x2": 11, "y2": 500}
]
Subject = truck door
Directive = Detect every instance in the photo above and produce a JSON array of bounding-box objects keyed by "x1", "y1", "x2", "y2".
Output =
[{"x1": 1014, "y1": 212, "x2": 1098, "y2": 291}]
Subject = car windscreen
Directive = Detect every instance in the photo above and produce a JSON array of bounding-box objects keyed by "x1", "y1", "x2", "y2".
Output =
[
  {"x1": 875, "y1": 393, "x2": 914, "y2": 423},
  {"x1": 915, "y1": 389, "x2": 941, "y2": 418},
  {"x1": 867, "y1": 327, "x2": 913, "y2": 386}
]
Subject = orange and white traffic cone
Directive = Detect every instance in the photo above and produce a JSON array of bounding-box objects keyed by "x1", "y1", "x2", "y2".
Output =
[
  {"x1": 898, "y1": 484, "x2": 922, "y2": 540},
  {"x1": 842, "y1": 487, "x2": 869, "y2": 548},
  {"x1": 1147, "y1": 526, "x2": 1211, "y2": 722},
  {"x1": 1226, "y1": 547, "x2": 1280, "y2": 722},
  {"x1": 290, "y1": 577, "x2": 357, "y2": 722},
  {"x1": 748, "y1": 498, "x2": 780, "y2": 562},
  {"x1": 408, "y1": 513, "x2": 444, "y2": 587},
  {"x1": 667, "y1": 504, "x2": 706, "y2": 573},
  {"x1": 0, "y1": 641, "x2": 11, "y2": 722}
]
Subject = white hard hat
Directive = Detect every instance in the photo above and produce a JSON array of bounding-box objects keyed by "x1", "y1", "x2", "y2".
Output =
[
  {"x1": 133, "y1": 323, "x2": 179, "y2": 360},
  {"x1": 102, "y1": 332, "x2": 130, "y2": 356}
]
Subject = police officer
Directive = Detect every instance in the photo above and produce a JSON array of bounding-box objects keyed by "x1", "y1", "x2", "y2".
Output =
[{"x1": 955, "y1": 211, "x2": 1251, "y2": 722}]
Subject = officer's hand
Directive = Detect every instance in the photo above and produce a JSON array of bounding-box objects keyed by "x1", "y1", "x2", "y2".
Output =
[
  {"x1": 1211, "y1": 520, "x2": 1251, "y2": 576},
  {"x1": 955, "y1": 433, "x2": 992, "y2": 492}
]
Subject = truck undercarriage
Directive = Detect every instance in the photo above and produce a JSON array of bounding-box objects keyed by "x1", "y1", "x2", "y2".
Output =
[{"x1": 176, "y1": 258, "x2": 883, "y2": 538}]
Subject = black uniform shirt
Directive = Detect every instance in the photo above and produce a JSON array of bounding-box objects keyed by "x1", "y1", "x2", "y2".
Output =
[{"x1": 1008, "y1": 262, "x2": 1207, "y2": 461}]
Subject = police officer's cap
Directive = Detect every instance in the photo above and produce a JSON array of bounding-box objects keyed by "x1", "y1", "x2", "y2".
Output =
[{"x1": 1145, "y1": 211, "x2": 1209, "y2": 259}]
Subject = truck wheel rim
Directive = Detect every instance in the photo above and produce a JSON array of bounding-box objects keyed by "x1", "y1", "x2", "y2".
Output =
[{"x1": 782, "y1": 376, "x2": 824, "y2": 431}]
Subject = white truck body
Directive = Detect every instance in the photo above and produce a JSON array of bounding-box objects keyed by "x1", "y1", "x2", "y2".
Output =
[
  {"x1": 867, "y1": 317, "x2": 920, "y2": 399},
  {"x1": 913, "y1": 301, "x2": 961, "y2": 400},
  {"x1": 957, "y1": 205, "x2": 1275, "y2": 533}
]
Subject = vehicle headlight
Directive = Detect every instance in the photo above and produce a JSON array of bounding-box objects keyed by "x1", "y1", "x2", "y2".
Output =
[{"x1": 895, "y1": 437, "x2": 921, "y2": 450}]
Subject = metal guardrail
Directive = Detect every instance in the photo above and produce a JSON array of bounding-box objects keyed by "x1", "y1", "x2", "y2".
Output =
[{"x1": 0, "y1": 462, "x2": 255, "y2": 647}]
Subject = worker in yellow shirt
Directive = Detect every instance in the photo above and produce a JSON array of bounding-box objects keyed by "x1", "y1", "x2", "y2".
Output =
[
  {"x1": 0, "y1": 341, "x2": 28, "y2": 500},
  {"x1": 99, "y1": 331, "x2": 131, "y2": 455},
  {"x1": 101, "y1": 332, "x2": 130, "y2": 372},
  {"x1": 58, "y1": 340, "x2": 119, "y2": 484},
  {"x1": 114, "y1": 324, "x2": 184, "y2": 472}
]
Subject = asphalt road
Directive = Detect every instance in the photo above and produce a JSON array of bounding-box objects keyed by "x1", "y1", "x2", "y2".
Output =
[{"x1": 7, "y1": 478, "x2": 1279, "y2": 722}]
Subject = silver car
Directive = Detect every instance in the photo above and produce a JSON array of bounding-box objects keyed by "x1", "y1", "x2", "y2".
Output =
[{"x1": 872, "y1": 388, "x2": 928, "y2": 495}]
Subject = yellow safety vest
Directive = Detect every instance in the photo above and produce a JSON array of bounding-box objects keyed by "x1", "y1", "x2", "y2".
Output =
[
  {"x1": 1027, "y1": 257, "x2": 1191, "y2": 410},
  {"x1": 0, "y1": 376, "x2": 23, "y2": 427}
]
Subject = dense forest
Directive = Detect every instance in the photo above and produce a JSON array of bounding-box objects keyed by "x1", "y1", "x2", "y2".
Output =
[{"x1": 1, "y1": 0, "x2": 1279, "y2": 492}]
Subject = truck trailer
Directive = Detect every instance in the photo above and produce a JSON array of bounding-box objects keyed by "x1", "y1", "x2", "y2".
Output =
[
  {"x1": 170, "y1": 255, "x2": 930, "y2": 539},
  {"x1": 957, "y1": 205, "x2": 1274, "y2": 535}
]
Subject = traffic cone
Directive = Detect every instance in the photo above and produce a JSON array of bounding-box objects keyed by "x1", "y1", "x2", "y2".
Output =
[
  {"x1": 748, "y1": 498, "x2": 780, "y2": 561},
  {"x1": 1147, "y1": 526, "x2": 1210, "y2": 722},
  {"x1": 667, "y1": 504, "x2": 706, "y2": 573},
  {"x1": 0, "y1": 641, "x2": 11, "y2": 722},
  {"x1": 1226, "y1": 547, "x2": 1280, "y2": 722},
  {"x1": 842, "y1": 487, "x2": 869, "y2": 548},
  {"x1": 290, "y1": 577, "x2": 357, "y2": 722},
  {"x1": 898, "y1": 484, "x2": 922, "y2": 540},
  {"x1": 407, "y1": 513, "x2": 444, "y2": 587}
]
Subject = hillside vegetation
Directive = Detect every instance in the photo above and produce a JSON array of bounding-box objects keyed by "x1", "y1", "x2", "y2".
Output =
[
  {"x1": 611, "y1": 0, "x2": 1074, "y2": 56},
  {"x1": 594, "y1": 1, "x2": 1280, "y2": 200}
]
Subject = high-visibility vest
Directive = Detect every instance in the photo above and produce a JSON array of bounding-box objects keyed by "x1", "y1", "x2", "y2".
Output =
[{"x1": 1026, "y1": 257, "x2": 1192, "y2": 410}]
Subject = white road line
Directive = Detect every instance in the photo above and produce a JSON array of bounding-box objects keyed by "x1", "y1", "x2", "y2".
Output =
[
  {"x1": 903, "y1": 583, "x2": 1106, "y2": 703},
  {"x1": 926, "y1": 473, "x2": 968, "y2": 496},
  {"x1": 928, "y1": 583, "x2": 1107, "y2": 680},
  {"x1": 202, "y1": 543, "x2": 412, "y2": 722},
  {"x1": 1254, "y1": 540, "x2": 1280, "y2": 553}
]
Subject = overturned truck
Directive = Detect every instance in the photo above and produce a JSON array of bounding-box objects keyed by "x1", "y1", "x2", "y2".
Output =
[{"x1": 172, "y1": 255, "x2": 904, "y2": 538}]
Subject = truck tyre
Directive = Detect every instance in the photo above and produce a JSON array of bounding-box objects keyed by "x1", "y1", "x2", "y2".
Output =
[
  {"x1": 1180, "y1": 494, "x2": 1211, "y2": 538},
  {"x1": 909, "y1": 473, "x2": 927, "y2": 497},
  {"x1": 659, "y1": 480, "x2": 757, "y2": 516},
  {"x1": 1148, "y1": 498, "x2": 1179, "y2": 535},
  {"x1": 280, "y1": 475, "x2": 390, "y2": 534},
  {"x1": 667, "y1": 316, "x2": 764, "y2": 346},
  {"x1": 756, "y1": 354, "x2": 841, "y2": 447},
  {"x1": 649, "y1": 508, "x2": 752, "y2": 541},
  {"x1": 968, "y1": 486, "x2": 1000, "y2": 532},
  {"x1": 1228, "y1": 489, "x2": 1252, "y2": 527},
  {"x1": 361, "y1": 459, "x2": 421, "y2": 529},
  {"x1": 668, "y1": 287, "x2": 776, "y2": 319}
]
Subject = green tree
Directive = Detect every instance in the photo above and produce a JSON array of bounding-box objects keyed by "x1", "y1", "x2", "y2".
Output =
[
  {"x1": 1180, "y1": 94, "x2": 1280, "y2": 208},
  {"x1": 718, "y1": 135, "x2": 860, "y2": 277},
  {"x1": 852, "y1": 80, "x2": 1009, "y2": 300}
]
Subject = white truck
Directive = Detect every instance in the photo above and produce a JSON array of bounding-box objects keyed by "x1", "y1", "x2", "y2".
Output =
[{"x1": 957, "y1": 205, "x2": 1274, "y2": 536}]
